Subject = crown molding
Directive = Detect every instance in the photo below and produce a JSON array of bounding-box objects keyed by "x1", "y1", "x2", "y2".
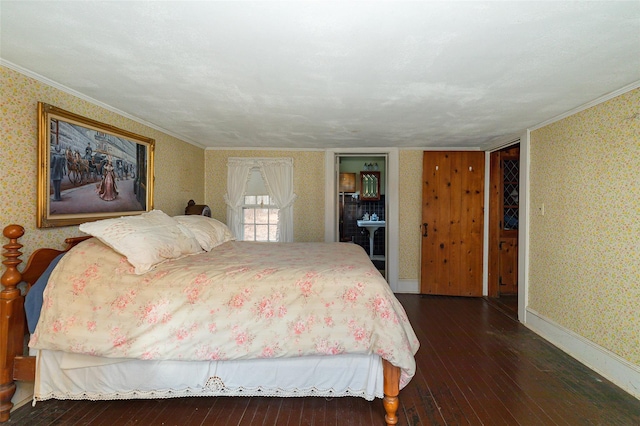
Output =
[
  {"x1": 529, "y1": 81, "x2": 640, "y2": 131},
  {"x1": 1, "y1": 60, "x2": 206, "y2": 149}
]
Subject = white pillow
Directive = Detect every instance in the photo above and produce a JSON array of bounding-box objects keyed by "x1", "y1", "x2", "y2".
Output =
[
  {"x1": 79, "y1": 210, "x2": 203, "y2": 274},
  {"x1": 174, "y1": 215, "x2": 235, "y2": 251}
]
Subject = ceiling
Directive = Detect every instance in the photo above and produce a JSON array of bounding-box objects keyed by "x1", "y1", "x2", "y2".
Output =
[{"x1": 2, "y1": 1, "x2": 639, "y2": 150}]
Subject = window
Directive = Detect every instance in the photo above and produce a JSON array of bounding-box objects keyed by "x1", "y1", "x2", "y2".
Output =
[
  {"x1": 240, "y1": 168, "x2": 280, "y2": 241},
  {"x1": 242, "y1": 195, "x2": 279, "y2": 241},
  {"x1": 225, "y1": 157, "x2": 296, "y2": 242}
]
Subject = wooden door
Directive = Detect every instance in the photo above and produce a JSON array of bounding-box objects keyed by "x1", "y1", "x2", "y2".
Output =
[
  {"x1": 498, "y1": 237, "x2": 518, "y2": 294},
  {"x1": 488, "y1": 145, "x2": 520, "y2": 297},
  {"x1": 420, "y1": 151, "x2": 484, "y2": 296}
]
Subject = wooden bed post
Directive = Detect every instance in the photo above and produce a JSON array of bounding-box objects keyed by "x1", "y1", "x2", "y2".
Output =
[
  {"x1": 0, "y1": 225, "x2": 26, "y2": 422},
  {"x1": 382, "y1": 359, "x2": 400, "y2": 426}
]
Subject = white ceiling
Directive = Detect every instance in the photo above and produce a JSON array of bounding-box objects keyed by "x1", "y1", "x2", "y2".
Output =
[{"x1": 2, "y1": 1, "x2": 639, "y2": 150}]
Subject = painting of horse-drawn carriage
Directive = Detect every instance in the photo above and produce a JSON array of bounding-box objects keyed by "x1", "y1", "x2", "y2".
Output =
[
  {"x1": 37, "y1": 103, "x2": 155, "y2": 228},
  {"x1": 64, "y1": 149, "x2": 135, "y2": 186}
]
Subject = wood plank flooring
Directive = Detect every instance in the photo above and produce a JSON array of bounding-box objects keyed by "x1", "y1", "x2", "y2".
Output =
[{"x1": 7, "y1": 295, "x2": 640, "y2": 425}]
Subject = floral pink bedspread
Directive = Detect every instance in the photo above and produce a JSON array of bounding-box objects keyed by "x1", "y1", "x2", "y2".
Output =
[{"x1": 30, "y1": 239, "x2": 419, "y2": 387}]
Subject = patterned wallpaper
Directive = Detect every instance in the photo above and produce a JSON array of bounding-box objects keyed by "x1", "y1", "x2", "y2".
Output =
[
  {"x1": 2, "y1": 64, "x2": 430, "y2": 283},
  {"x1": 205, "y1": 149, "x2": 425, "y2": 279},
  {"x1": 398, "y1": 150, "x2": 423, "y2": 280},
  {"x1": 529, "y1": 88, "x2": 640, "y2": 365},
  {"x1": 204, "y1": 150, "x2": 325, "y2": 243},
  {"x1": 0, "y1": 66, "x2": 205, "y2": 262}
]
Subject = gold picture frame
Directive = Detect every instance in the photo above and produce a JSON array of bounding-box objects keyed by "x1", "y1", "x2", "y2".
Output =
[{"x1": 37, "y1": 102, "x2": 155, "y2": 228}]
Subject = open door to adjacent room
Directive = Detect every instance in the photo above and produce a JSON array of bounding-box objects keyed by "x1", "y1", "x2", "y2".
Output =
[
  {"x1": 488, "y1": 144, "x2": 520, "y2": 298},
  {"x1": 335, "y1": 154, "x2": 388, "y2": 279}
]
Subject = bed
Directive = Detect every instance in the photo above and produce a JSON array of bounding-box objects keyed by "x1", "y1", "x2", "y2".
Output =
[{"x1": 0, "y1": 211, "x2": 419, "y2": 425}]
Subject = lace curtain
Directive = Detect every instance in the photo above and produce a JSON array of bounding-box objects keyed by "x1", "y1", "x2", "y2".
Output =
[{"x1": 224, "y1": 157, "x2": 297, "y2": 242}]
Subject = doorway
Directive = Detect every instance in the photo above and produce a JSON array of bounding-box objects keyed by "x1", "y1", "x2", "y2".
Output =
[
  {"x1": 336, "y1": 155, "x2": 387, "y2": 277},
  {"x1": 488, "y1": 143, "x2": 520, "y2": 305}
]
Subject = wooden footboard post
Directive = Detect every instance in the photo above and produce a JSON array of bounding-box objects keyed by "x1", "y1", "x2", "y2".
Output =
[
  {"x1": 0, "y1": 225, "x2": 25, "y2": 422},
  {"x1": 382, "y1": 359, "x2": 400, "y2": 426}
]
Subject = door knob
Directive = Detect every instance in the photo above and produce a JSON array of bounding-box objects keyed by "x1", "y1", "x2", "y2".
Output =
[{"x1": 422, "y1": 223, "x2": 428, "y2": 237}]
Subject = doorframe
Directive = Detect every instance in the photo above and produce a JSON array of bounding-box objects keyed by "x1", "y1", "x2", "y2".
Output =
[
  {"x1": 325, "y1": 148, "x2": 399, "y2": 291},
  {"x1": 484, "y1": 131, "x2": 529, "y2": 322},
  {"x1": 518, "y1": 130, "x2": 530, "y2": 323},
  {"x1": 487, "y1": 143, "x2": 520, "y2": 298}
]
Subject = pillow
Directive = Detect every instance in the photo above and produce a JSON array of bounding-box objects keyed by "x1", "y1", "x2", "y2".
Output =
[
  {"x1": 79, "y1": 210, "x2": 203, "y2": 274},
  {"x1": 174, "y1": 215, "x2": 235, "y2": 251},
  {"x1": 25, "y1": 252, "x2": 66, "y2": 333}
]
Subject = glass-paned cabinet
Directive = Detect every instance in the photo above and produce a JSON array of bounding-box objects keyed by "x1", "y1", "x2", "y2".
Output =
[{"x1": 361, "y1": 171, "x2": 380, "y2": 201}]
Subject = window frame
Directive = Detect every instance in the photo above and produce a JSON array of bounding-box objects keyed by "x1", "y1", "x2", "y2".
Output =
[{"x1": 241, "y1": 194, "x2": 280, "y2": 242}]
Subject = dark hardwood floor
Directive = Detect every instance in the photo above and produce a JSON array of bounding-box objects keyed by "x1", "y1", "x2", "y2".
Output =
[
  {"x1": 8, "y1": 295, "x2": 640, "y2": 425},
  {"x1": 484, "y1": 295, "x2": 518, "y2": 320}
]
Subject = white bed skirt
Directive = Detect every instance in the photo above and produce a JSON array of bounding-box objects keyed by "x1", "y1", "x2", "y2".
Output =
[{"x1": 33, "y1": 350, "x2": 384, "y2": 404}]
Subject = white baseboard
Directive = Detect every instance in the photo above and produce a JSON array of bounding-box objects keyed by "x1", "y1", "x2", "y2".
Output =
[
  {"x1": 525, "y1": 308, "x2": 640, "y2": 400},
  {"x1": 10, "y1": 382, "x2": 34, "y2": 412},
  {"x1": 395, "y1": 279, "x2": 420, "y2": 294}
]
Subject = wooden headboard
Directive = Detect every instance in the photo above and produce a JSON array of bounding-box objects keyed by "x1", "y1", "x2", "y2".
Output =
[{"x1": 184, "y1": 200, "x2": 211, "y2": 217}]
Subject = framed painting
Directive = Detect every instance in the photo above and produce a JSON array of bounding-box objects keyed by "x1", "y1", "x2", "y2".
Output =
[{"x1": 37, "y1": 102, "x2": 155, "y2": 228}]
